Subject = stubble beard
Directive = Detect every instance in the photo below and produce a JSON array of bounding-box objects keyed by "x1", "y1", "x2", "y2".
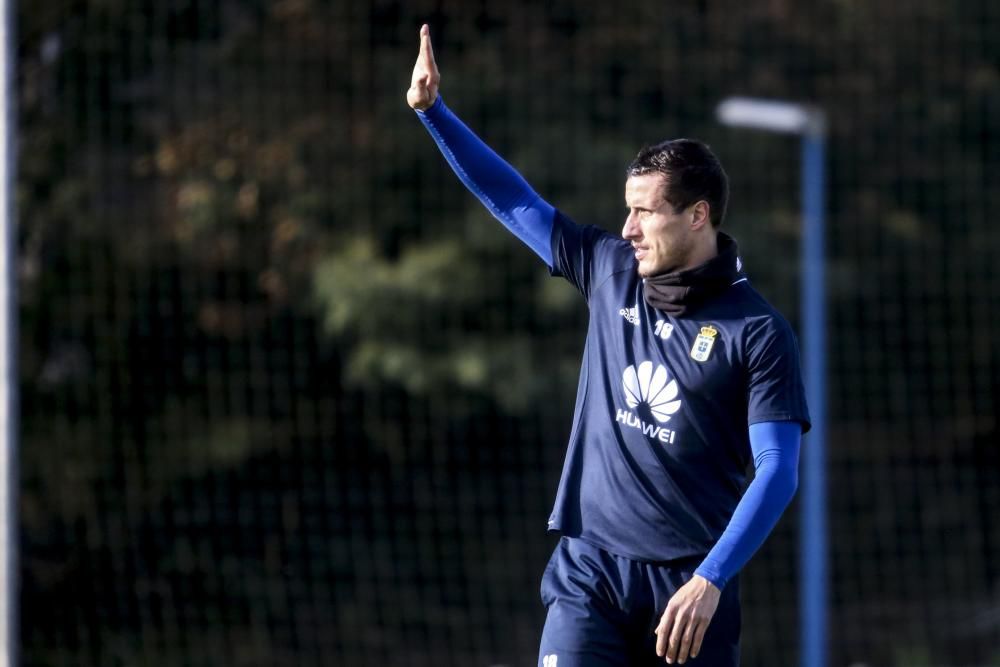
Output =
[{"x1": 638, "y1": 237, "x2": 695, "y2": 278}]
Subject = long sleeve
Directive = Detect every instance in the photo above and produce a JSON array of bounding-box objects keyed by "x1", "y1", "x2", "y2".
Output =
[
  {"x1": 416, "y1": 96, "x2": 555, "y2": 266},
  {"x1": 694, "y1": 421, "x2": 801, "y2": 589}
]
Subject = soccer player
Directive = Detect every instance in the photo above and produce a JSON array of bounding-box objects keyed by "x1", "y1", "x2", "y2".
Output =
[{"x1": 407, "y1": 25, "x2": 810, "y2": 666}]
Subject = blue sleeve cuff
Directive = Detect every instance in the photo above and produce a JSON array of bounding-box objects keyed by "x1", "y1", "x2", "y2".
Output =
[{"x1": 414, "y1": 94, "x2": 444, "y2": 118}]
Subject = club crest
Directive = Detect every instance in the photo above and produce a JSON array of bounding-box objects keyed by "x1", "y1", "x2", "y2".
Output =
[{"x1": 690, "y1": 325, "x2": 718, "y2": 362}]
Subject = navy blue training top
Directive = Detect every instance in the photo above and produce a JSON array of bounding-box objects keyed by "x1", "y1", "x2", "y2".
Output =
[
  {"x1": 415, "y1": 96, "x2": 809, "y2": 578},
  {"x1": 547, "y1": 212, "x2": 811, "y2": 562}
]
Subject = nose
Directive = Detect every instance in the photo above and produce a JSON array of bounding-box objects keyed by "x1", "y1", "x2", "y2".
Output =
[{"x1": 622, "y1": 211, "x2": 639, "y2": 240}]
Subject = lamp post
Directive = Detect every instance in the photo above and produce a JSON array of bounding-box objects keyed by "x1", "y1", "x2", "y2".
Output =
[{"x1": 716, "y1": 97, "x2": 828, "y2": 667}]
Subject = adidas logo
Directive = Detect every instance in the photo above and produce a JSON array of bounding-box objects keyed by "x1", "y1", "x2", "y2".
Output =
[{"x1": 619, "y1": 303, "x2": 640, "y2": 326}]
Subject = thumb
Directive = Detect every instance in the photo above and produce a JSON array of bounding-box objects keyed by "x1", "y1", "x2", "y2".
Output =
[{"x1": 408, "y1": 74, "x2": 431, "y2": 110}]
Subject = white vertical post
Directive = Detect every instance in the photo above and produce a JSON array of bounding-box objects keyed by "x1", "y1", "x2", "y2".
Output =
[{"x1": 0, "y1": 0, "x2": 16, "y2": 663}]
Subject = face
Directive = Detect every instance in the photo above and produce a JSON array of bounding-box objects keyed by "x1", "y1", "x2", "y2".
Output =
[{"x1": 622, "y1": 173, "x2": 699, "y2": 277}]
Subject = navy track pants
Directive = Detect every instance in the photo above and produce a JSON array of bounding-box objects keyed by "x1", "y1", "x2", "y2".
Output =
[{"x1": 538, "y1": 537, "x2": 741, "y2": 667}]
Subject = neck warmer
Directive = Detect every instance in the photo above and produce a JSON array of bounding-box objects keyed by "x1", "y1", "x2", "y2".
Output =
[{"x1": 642, "y1": 232, "x2": 744, "y2": 316}]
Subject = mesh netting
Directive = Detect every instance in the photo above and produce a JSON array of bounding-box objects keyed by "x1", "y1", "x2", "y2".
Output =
[{"x1": 17, "y1": 1, "x2": 1000, "y2": 665}]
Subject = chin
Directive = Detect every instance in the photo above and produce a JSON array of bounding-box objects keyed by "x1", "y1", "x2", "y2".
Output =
[{"x1": 637, "y1": 260, "x2": 660, "y2": 278}]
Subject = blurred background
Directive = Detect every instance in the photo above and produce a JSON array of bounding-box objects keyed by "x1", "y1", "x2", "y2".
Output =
[{"x1": 15, "y1": 0, "x2": 1000, "y2": 665}]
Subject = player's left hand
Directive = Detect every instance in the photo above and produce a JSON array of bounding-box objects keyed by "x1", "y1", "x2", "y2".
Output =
[{"x1": 654, "y1": 574, "x2": 721, "y2": 664}]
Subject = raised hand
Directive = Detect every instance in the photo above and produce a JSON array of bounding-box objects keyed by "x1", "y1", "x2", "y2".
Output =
[{"x1": 406, "y1": 24, "x2": 440, "y2": 111}]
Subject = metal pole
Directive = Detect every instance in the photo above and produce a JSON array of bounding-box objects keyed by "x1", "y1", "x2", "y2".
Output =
[
  {"x1": 0, "y1": 0, "x2": 16, "y2": 662},
  {"x1": 799, "y1": 130, "x2": 827, "y2": 667},
  {"x1": 715, "y1": 97, "x2": 828, "y2": 667}
]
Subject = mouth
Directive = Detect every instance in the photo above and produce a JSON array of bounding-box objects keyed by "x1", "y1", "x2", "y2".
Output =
[{"x1": 632, "y1": 245, "x2": 648, "y2": 261}]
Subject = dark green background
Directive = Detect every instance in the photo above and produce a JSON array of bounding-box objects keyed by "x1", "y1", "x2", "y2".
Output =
[{"x1": 17, "y1": 1, "x2": 1000, "y2": 665}]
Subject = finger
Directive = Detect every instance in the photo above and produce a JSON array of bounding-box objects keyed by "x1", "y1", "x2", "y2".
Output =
[
  {"x1": 676, "y1": 620, "x2": 696, "y2": 664},
  {"x1": 420, "y1": 24, "x2": 437, "y2": 68},
  {"x1": 655, "y1": 623, "x2": 666, "y2": 657},
  {"x1": 690, "y1": 619, "x2": 709, "y2": 659},
  {"x1": 655, "y1": 611, "x2": 675, "y2": 657},
  {"x1": 666, "y1": 615, "x2": 687, "y2": 663}
]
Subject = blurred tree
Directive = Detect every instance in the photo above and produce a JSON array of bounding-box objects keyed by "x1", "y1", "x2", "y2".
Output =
[{"x1": 15, "y1": 0, "x2": 1000, "y2": 664}]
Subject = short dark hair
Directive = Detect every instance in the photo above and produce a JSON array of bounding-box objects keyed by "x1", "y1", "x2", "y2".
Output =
[{"x1": 626, "y1": 139, "x2": 729, "y2": 227}]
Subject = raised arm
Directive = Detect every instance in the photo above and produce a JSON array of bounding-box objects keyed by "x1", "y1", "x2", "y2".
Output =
[{"x1": 406, "y1": 25, "x2": 555, "y2": 266}]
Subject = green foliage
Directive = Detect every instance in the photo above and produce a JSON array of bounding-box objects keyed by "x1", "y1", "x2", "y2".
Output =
[
  {"x1": 894, "y1": 644, "x2": 934, "y2": 667},
  {"x1": 15, "y1": 0, "x2": 1000, "y2": 664},
  {"x1": 312, "y1": 232, "x2": 561, "y2": 412}
]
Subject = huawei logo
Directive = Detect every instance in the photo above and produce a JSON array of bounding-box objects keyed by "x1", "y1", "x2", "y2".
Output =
[{"x1": 622, "y1": 361, "x2": 681, "y2": 423}]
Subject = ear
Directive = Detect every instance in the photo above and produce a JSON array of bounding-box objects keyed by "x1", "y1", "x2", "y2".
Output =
[{"x1": 690, "y1": 200, "x2": 711, "y2": 230}]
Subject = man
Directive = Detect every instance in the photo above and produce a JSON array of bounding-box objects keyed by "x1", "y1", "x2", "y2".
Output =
[{"x1": 407, "y1": 24, "x2": 810, "y2": 666}]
